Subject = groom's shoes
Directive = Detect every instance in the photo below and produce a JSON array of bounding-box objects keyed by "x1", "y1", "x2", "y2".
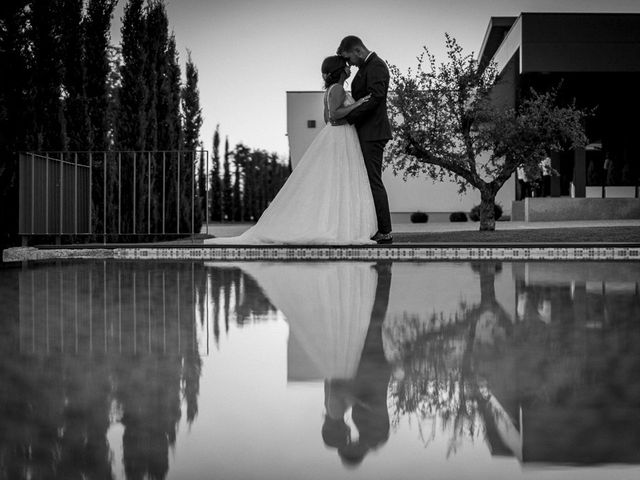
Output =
[{"x1": 371, "y1": 231, "x2": 393, "y2": 244}]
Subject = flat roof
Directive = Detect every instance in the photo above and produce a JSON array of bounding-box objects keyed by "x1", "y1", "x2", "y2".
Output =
[
  {"x1": 478, "y1": 16, "x2": 517, "y2": 67},
  {"x1": 479, "y1": 12, "x2": 640, "y2": 74}
]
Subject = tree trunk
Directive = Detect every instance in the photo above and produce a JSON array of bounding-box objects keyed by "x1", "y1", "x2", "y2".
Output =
[{"x1": 479, "y1": 189, "x2": 496, "y2": 231}]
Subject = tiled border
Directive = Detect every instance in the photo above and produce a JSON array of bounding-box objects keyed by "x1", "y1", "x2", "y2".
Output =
[
  {"x1": 114, "y1": 246, "x2": 640, "y2": 261},
  {"x1": 5, "y1": 246, "x2": 639, "y2": 262}
]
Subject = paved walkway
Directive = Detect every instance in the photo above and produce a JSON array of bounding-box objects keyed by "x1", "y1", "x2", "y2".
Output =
[{"x1": 202, "y1": 219, "x2": 640, "y2": 238}]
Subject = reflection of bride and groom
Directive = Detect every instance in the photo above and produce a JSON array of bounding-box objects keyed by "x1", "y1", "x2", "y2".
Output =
[
  {"x1": 231, "y1": 260, "x2": 393, "y2": 466},
  {"x1": 229, "y1": 260, "x2": 520, "y2": 466}
]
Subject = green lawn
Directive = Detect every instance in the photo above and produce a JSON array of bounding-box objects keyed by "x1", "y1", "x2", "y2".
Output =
[{"x1": 393, "y1": 226, "x2": 640, "y2": 244}]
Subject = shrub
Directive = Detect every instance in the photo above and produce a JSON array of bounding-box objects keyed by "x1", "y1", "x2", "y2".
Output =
[
  {"x1": 410, "y1": 211, "x2": 429, "y2": 223},
  {"x1": 469, "y1": 203, "x2": 503, "y2": 222},
  {"x1": 449, "y1": 211, "x2": 468, "y2": 222}
]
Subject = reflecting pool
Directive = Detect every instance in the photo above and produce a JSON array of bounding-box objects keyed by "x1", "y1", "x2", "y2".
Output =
[{"x1": 1, "y1": 260, "x2": 639, "y2": 479}]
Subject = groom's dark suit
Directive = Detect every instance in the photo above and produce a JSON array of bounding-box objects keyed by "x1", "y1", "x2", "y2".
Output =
[{"x1": 345, "y1": 52, "x2": 392, "y2": 234}]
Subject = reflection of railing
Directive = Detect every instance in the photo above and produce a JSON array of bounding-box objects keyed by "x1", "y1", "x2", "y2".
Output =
[
  {"x1": 18, "y1": 150, "x2": 209, "y2": 241},
  {"x1": 18, "y1": 262, "x2": 201, "y2": 355}
]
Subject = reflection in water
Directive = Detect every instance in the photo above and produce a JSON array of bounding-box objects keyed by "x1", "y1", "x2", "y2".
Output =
[
  {"x1": 3, "y1": 262, "x2": 207, "y2": 480},
  {"x1": 1, "y1": 260, "x2": 639, "y2": 479},
  {"x1": 231, "y1": 261, "x2": 394, "y2": 466}
]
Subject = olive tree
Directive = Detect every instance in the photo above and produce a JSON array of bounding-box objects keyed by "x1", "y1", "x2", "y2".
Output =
[{"x1": 386, "y1": 35, "x2": 588, "y2": 230}]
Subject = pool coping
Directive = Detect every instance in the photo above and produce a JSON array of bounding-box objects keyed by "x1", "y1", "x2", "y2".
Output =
[{"x1": 3, "y1": 243, "x2": 640, "y2": 262}]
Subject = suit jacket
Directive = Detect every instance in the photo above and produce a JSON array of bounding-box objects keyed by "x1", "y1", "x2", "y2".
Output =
[{"x1": 345, "y1": 52, "x2": 392, "y2": 142}]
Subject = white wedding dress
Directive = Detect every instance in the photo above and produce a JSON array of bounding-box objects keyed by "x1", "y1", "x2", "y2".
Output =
[
  {"x1": 205, "y1": 261, "x2": 377, "y2": 381},
  {"x1": 204, "y1": 86, "x2": 377, "y2": 245}
]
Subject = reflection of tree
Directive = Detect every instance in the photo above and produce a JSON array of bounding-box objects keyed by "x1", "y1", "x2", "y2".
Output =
[
  {"x1": 205, "y1": 265, "x2": 277, "y2": 342},
  {"x1": 385, "y1": 262, "x2": 512, "y2": 455},
  {"x1": 2, "y1": 260, "x2": 281, "y2": 479},
  {"x1": 1, "y1": 261, "x2": 209, "y2": 480},
  {"x1": 116, "y1": 356, "x2": 182, "y2": 480}
]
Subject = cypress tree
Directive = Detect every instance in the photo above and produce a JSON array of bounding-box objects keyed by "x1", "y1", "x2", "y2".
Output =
[
  {"x1": 222, "y1": 136, "x2": 232, "y2": 221},
  {"x1": 117, "y1": 0, "x2": 146, "y2": 151},
  {"x1": 158, "y1": 34, "x2": 181, "y2": 151},
  {"x1": 232, "y1": 144, "x2": 250, "y2": 222},
  {"x1": 143, "y1": 0, "x2": 169, "y2": 152},
  {"x1": 182, "y1": 50, "x2": 203, "y2": 230},
  {"x1": 31, "y1": 0, "x2": 66, "y2": 151},
  {"x1": 209, "y1": 125, "x2": 222, "y2": 221},
  {"x1": 59, "y1": 0, "x2": 91, "y2": 151},
  {"x1": 84, "y1": 0, "x2": 117, "y2": 151},
  {"x1": 117, "y1": 0, "x2": 146, "y2": 234},
  {"x1": 182, "y1": 51, "x2": 202, "y2": 151},
  {"x1": 0, "y1": 2, "x2": 33, "y2": 245},
  {"x1": 162, "y1": 35, "x2": 187, "y2": 232},
  {"x1": 141, "y1": 0, "x2": 168, "y2": 234}
]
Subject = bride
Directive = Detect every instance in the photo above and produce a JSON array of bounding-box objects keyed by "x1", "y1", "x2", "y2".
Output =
[{"x1": 204, "y1": 56, "x2": 377, "y2": 245}]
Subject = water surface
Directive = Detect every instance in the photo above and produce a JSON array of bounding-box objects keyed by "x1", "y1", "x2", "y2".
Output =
[{"x1": 1, "y1": 260, "x2": 639, "y2": 479}]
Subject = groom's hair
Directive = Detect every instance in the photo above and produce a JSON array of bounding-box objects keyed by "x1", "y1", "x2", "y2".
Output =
[{"x1": 337, "y1": 36, "x2": 366, "y2": 54}]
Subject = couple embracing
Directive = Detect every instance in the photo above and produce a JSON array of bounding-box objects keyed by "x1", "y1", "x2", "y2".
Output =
[{"x1": 206, "y1": 36, "x2": 393, "y2": 245}]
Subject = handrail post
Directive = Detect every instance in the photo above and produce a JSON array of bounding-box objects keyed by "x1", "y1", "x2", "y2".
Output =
[
  {"x1": 177, "y1": 151, "x2": 180, "y2": 235},
  {"x1": 162, "y1": 152, "x2": 166, "y2": 235},
  {"x1": 148, "y1": 151, "x2": 151, "y2": 235},
  {"x1": 205, "y1": 150, "x2": 209, "y2": 238},
  {"x1": 118, "y1": 152, "x2": 122, "y2": 236},
  {"x1": 59, "y1": 153, "x2": 64, "y2": 242},
  {"x1": 133, "y1": 152, "x2": 136, "y2": 235},
  {"x1": 45, "y1": 153, "x2": 49, "y2": 234},
  {"x1": 191, "y1": 150, "x2": 195, "y2": 238},
  {"x1": 89, "y1": 152, "x2": 93, "y2": 235},
  {"x1": 103, "y1": 151, "x2": 107, "y2": 244},
  {"x1": 74, "y1": 152, "x2": 78, "y2": 235},
  {"x1": 30, "y1": 153, "x2": 35, "y2": 235}
]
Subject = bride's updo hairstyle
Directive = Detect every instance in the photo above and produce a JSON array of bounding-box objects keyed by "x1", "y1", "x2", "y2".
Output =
[{"x1": 321, "y1": 55, "x2": 347, "y2": 89}]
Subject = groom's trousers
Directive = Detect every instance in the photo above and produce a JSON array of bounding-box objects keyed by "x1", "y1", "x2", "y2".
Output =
[{"x1": 360, "y1": 139, "x2": 392, "y2": 234}]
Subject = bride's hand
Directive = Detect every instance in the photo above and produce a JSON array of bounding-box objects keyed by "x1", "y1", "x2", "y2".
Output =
[{"x1": 356, "y1": 94, "x2": 372, "y2": 106}]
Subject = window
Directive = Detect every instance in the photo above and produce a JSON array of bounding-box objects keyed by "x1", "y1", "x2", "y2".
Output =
[{"x1": 307, "y1": 120, "x2": 316, "y2": 128}]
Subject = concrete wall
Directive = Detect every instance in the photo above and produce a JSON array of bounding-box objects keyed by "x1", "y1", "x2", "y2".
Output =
[
  {"x1": 511, "y1": 197, "x2": 640, "y2": 221},
  {"x1": 383, "y1": 168, "x2": 514, "y2": 215},
  {"x1": 286, "y1": 92, "x2": 325, "y2": 170}
]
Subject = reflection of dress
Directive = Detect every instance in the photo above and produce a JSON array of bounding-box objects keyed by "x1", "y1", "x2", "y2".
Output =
[
  {"x1": 204, "y1": 92, "x2": 377, "y2": 245},
  {"x1": 219, "y1": 262, "x2": 377, "y2": 380}
]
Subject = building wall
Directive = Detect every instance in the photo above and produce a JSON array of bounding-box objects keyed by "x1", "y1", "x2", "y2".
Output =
[
  {"x1": 286, "y1": 91, "x2": 514, "y2": 218},
  {"x1": 521, "y1": 13, "x2": 640, "y2": 73}
]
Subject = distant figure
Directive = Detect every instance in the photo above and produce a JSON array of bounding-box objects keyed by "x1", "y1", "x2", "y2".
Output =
[
  {"x1": 517, "y1": 165, "x2": 532, "y2": 199},
  {"x1": 539, "y1": 156, "x2": 552, "y2": 197}
]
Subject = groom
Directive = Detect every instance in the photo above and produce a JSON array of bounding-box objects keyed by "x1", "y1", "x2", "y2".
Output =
[{"x1": 337, "y1": 36, "x2": 393, "y2": 244}]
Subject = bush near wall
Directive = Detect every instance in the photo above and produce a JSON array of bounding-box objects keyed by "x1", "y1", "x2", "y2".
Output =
[
  {"x1": 449, "y1": 211, "x2": 468, "y2": 222},
  {"x1": 410, "y1": 211, "x2": 429, "y2": 223}
]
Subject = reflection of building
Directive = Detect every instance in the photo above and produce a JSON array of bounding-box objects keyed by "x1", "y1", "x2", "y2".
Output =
[
  {"x1": 381, "y1": 260, "x2": 640, "y2": 466},
  {"x1": 478, "y1": 261, "x2": 640, "y2": 464},
  {"x1": 478, "y1": 13, "x2": 640, "y2": 221}
]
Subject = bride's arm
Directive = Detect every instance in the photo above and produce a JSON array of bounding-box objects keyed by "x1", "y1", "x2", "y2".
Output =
[{"x1": 327, "y1": 85, "x2": 370, "y2": 122}]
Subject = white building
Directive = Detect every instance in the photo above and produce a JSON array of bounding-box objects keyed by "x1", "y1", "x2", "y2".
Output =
[{"x1": 286, "y1": 91, "x2": 514, "y2": 222}]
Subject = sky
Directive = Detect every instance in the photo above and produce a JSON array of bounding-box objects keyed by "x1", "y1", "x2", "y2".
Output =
[{"x1": 109, "y1": 0, "x2": 640, "y2": 158}]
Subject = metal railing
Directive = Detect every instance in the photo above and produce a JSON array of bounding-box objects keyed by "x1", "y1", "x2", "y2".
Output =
[{"x1": 19, "y1": 150, "x2": 209, "y2": 242}]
